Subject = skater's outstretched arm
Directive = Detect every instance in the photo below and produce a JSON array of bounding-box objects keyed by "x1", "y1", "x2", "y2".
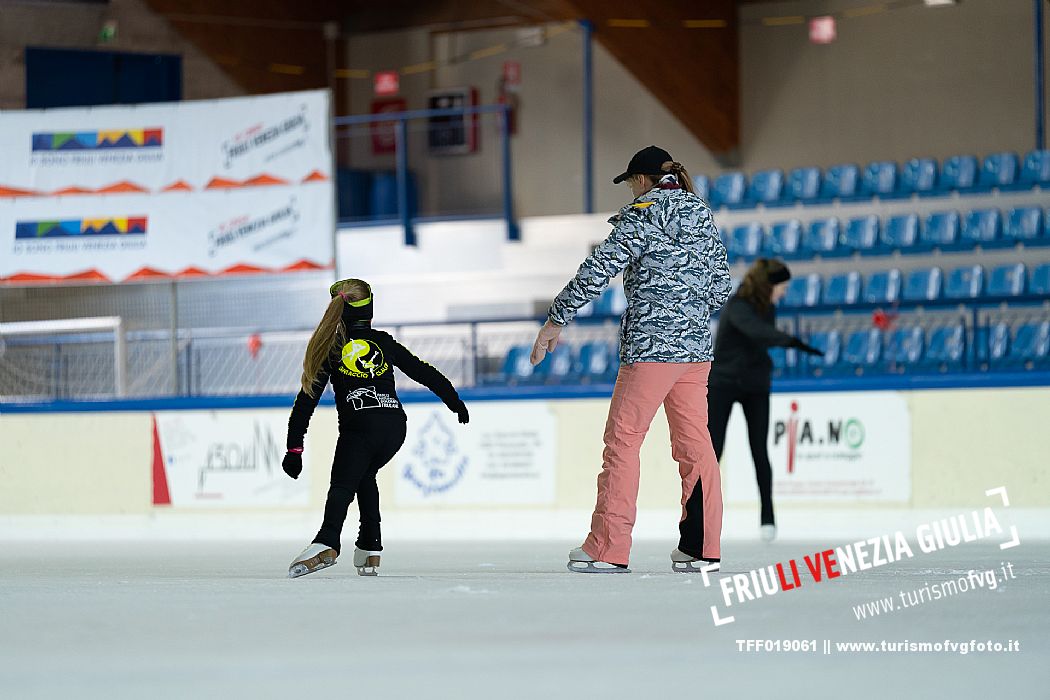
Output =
[
  {"x1": 286, "y1": 368, "x2": 330, "y2": 450},
  {"x1": 725, "y1": 299, "x2": 815, "y2": 351},
  {"x1": 384, "y1": 335, "x2": 469, "y2": 423}
]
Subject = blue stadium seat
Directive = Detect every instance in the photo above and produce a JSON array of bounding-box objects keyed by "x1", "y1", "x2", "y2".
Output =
[
  {"x1": 804, "y1": 330, "x2": 841, "y2": 368},
  {"x1": 538, "y1": 345, "x2": 577, "y2": 383},
  {"x1": 591, "y1": 286, "x2": 627, "y2": 316},
  {"x1": 961, "y1": 209, "x2": 1002, "y2": 247},
  {"x1": 502, "y1": 345, "x2": 535, "y2": 383},
  {"x1": 803, "y1": 218, "x2": 840, "y2": 255},
  {"x1": 920, "y1": 210, "x2": 960, "y2": 249},
  {"x1": 768, "y1": 346, "x2": 796, "y2": 375},
  {"x1": 881, "y1": 214, "x2": 919, "y2": 251},
  {"x1": 1004, "y1": 207, "x2": 1045, "y2": 244},
  {"x1": 818, "y1": 164, "x2": 859, "y2": 202},
  {"x1": 863, "y1": 269, "x2": 902, "y2": 304},
  {"x1": 902, "y1": 267, "x2": 943, "y2": 302},
  {"x1": 577, "y1": 342, "x2": 616, "y2": 383},
  {"x1": 938, "y1": 155, "x2": 979, "y2": 193},
  {"x1": 886, "y1": 326, "x2": 924, "y2": 366},
  {"x1": 783, "y1": 273, "x2": 821, "y2": 308},
  {"x1": 763, "y1": 220, "x2": 802, "y2": 258},
  {"x1": 842, "y1": 329, "x2": 882, "y2": 368},
  {"x1": 746, "y1": 169, "x2": 784, "y2": 206},
  {"x1": 893, "y1": 157, "x2": 938, "y2": 198},
  {"x1": 1013, "y1": 149, "x2": 1050, "y2": 189},
  {"x1": 728, "y1": 223, "x2": 763, "y2": 260},
  {"x1": 986, "y1": 263, "x2": 1026, "y2": 298},
  {"x1": 858, "y1": 161, "x2": 897, "y2": 198},
  {"x1": 775, "y1": 166, "x2": 821, "y2": 205},
  {"x1": 944, "y1": 264, "x2": 984, "y2": 300},
  {"x1": 1030, "y1": 262, "x2": 1050, "y2": 295},
  {"x1": 977, "y1": 152, "x2": 1019, "y2": 191},
  {"x1": 694, "y1": 174, "x2": 710, "y2": 202},
  {"x1": 822, "y1": 271, "x2": 861, "y2": 305},
  {"x1": 976, "y1": 323, "x2": 1011, "y2": 366},
  {"x1": 925, "y1": 325, "x2": 965, "y2": 369},
  {"x1": 1010, "y1": 322, "x2": 1050, "y2": 367},
  {"x1": 842, "y1": 215, "x2": 880, "y2": 254},
  {"x1": 710, "y1": 172, "x2": 746, "y2": 209}
]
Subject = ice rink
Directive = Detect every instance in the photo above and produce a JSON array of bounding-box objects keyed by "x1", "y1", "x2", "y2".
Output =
[{"x1": 1, "y1": 539, "x2": 1046, "y2": 699}]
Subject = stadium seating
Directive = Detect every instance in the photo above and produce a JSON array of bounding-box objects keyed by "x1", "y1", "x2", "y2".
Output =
[
  {"x1": 863, "y1": 269, "x2": 901, "y2": 304},
  {"x1": 961, "y1": 209, "x2": 1002, "y2": 246},
  {"x1": 886, "y1": 326, "x2": 924, "y2": 366},
  {"x1": 1004, "y1": 207, "x2": 1044, "y2": 244},
  {"x1": 881, "y1": 214, "x2": 919, "y2": 251},
  {"x1": 902, "y1": 267, "x2": 942, "y2": 302},
  {"x1": 818, "y1": 164, "x2": 859, "y2": 202},
  {"x1": 1009, "y1": 322, "x2": 1050, "y2": 366},
  {"x1": 729, "y1": 223, "x2": 763, "y2": 259},
  {"x1": 577, "y1": 342, "x2": 618, "y2": 383},
  {"x1": 925, "y1": 325, "x2": 965, "y2": 368},
  {"x1": 803, "y1": 218, "x2": 840, "y2": 255},
  {"x1": 842, "y1": 329, "x2": 882, "y2": 369},
  {"x1": 822, "y1": 271, "x2": 861, "y2": 305},
  {"x1": 746, "y1": 169, "x2": 784, "y2": 206},
  {"x1": 1014, "y1": 149, "x2": 1050, "y2": 189},
  {"x1": 710, "y1": 172, "x2": 746, "y2": 209},
  {"x1": 920, "y1": 210, "x2": 960, "y2": 250},
  {"x1": 986, "y1": 263, "x2": 1026, "y2": 297},
  {"x1": 977, "y1": 152, "x2": 1019, "y2": 191},
  {"x1": 944, "y1": 264, "x2": 984, "y2": 300},
  {"x1": 693, "y1": 174, "x2": 710, "y2": 202},
  {"x1": 763, "y1": 220, "x2": 802, "y2": 258},
  {"x1": 937, "y1": 155, "x2": 978, "y2": 194},
  {"x1": 893, "y1": 157, "x2": 939, "y2": 198},
  {"x1": 783, "y1": 273, "x2": 821, "y2": 307},
  {"x1": 776, "y1": 167, "x2": 821, "y2": 206},
  {"x1": 805, "y1": 330, "x2": 841, "y2": 368},
  {"x1": 858, "y1": 161, "x2": 897, "y2": 198},
  {"x1": 1030, "y1": 262, "x2": 1050, "y2": 295},
  {"x1": 842, "y1": 215, "x2": 879, "y2": 253}
]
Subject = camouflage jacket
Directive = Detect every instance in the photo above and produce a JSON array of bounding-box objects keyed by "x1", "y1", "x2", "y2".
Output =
[{"x1": 548, "y1": 181, "x2": 732, "y2": 364}]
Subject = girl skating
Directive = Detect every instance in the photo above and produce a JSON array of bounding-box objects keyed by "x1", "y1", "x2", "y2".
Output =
[
  {"x1": 283, "y1": 278, "x2": 469, "y2": 578},
  {"x1": 531, "y1": 145, "x2": 733, "y2": 573}
]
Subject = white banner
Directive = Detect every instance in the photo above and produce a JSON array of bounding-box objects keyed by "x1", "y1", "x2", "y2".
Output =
[
  {"x1": 153, "y1": 411, "x2": 309, "y2": 508},
  {"x1": 394, "y1": 402, "x2": 557, "y2": 506},
  {"x1": 0, "y1": 90, "x2": 331, "y2": 194},
  {"x1": 724, "y1": 392, "x2": 911, "y2": 502},
  {"x1": 1, "y1": 184, "x2": 332, "y2": 282}
]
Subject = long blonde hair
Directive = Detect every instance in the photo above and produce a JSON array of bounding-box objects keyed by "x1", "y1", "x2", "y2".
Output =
[
  {"x1": 738, "y1": 258, "x2": 788, "y2": 313},
  {"x1": 639, "y1": 160, "x2": 696, "y2": 195},
  {"x1": 301, "y1": 278, "x2": 371, "y2": 396}
]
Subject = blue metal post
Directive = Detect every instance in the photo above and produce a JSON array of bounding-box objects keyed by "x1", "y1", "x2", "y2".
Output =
[
  {"x1": 581, "y1": 19, "x2": 594, "y2": 214},
  {"x1": 395, "y1": 119, "x2": 415, "y2": 247},
  {"x1": 1036, "y1": 0, "x2": 1046, "y2": 149},
  {"x1": 500, "y1": 103, "x2": 520, "y2": 241}
]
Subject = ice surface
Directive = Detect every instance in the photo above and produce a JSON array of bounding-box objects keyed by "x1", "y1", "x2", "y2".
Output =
[{"x1": 0, "y1": 540, "x2": 1046, "y2": 699}]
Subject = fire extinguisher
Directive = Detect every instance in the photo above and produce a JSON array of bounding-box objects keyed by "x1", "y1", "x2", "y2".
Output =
[{"x1": 497, "y1": 77, "x2": 519, "y2": 136}]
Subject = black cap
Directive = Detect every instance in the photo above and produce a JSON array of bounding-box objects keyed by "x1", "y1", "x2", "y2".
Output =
[{"x1": 613, "y1": 145, "x2": 673, "y2": 184}]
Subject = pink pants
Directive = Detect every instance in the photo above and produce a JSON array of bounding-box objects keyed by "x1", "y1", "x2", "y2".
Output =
[{"x1": 582, "y1": 362, "x2": 722, "y2": 566}]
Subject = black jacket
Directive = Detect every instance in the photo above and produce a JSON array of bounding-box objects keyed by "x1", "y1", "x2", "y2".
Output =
[
  {"x1": 709, "y1": 294, "x2": 800, "y2": 393},
  {"x1": 286, "y1": 326, "x2": 464, "y2": 449}
]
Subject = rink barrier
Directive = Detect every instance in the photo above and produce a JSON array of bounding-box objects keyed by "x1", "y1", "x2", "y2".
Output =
[{"x1": 2, "y1": 370, "x2": 1050, "y2": 413}]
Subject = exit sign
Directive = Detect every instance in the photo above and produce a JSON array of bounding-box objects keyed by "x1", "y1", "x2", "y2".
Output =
[{"x1": 374, "y1": 70, "x2": 399, "y2": 96}]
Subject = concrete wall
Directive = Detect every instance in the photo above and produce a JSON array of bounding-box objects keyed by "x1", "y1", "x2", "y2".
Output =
[{"x1": 0, "y1": 0, "x2": 244, "y2": 109}]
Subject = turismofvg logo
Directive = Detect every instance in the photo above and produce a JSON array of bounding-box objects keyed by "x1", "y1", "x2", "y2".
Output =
[
  {"x1": 222, "y1": 105, "x2": 309, "y2": 169},
  {"x1": 207, "y1": 197, "x2": 299, "y2": 257},
  {"x1": 30, "y1": 128, "x2": 164, "y2": 166},
  {"x1": 402, "y1": 413, "x2": 467, "y2": 496},
  {"x1": 773, "y1": 401, "x2": 865, "y2": 472}
]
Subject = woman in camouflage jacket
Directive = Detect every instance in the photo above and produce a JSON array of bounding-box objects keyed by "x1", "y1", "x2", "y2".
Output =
[{"x1": 530, "y1": 145, "x2": 732, "y2": 573}]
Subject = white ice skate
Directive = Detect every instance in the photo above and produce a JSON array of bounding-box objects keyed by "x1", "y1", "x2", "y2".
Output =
[
  {"x1": 353, "y1": 547, "x2": 381, "y2": 576},
  {"x1": 288, "y1": 543, "x2": 338, "y2": 578},
  {"x1": 567, "y1": 546, "x2": 630, "y2": 574},
  {"x1": 670, "y1": 548, "x2": 720, "y2": 574},
  {"x1": 760, "y1": 524, "x2": 777, "y2": 543}
]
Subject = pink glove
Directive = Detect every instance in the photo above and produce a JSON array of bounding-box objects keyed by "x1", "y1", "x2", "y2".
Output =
[{"x1": 530, "y1": 320, "x2": 563, "y2": 365}]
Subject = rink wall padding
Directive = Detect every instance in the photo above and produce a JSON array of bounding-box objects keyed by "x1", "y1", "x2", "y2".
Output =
[{"x1": 1, "y1": 386, "x2": 1048, "y2": 529}]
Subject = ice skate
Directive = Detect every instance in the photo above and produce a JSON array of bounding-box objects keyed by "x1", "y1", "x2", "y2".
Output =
[
  {"x1": 761, "y1": 524, "x2": 777, "y2": 543},
  {"x1": 670, "y1": 548, "x2": 720, "y2": 573},
  {"x1": 353, "y1": 547, "x2": 381, "y2": 576},
  {"x1": 288, "y1": 543, "x2": 338, "y2": 578},
  {"x1": 567, "y1": 546, "x2": 630, "y2": 574}
]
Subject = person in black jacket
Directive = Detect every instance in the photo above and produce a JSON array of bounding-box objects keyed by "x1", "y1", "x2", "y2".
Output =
[
  {"x1": 707, "y1": 259, "x2": 822, "y2": 542},
  {"x1": 283, "y1": 278, "x2": 469, "y2": 578}
]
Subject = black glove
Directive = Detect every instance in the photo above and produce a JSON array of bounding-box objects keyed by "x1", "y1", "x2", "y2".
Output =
[
  {"x1": 792, "y1": 338, "x2": 825, "y2": 357},
  {"x1": 454, "y1": 402, "x2": 470, "y2": 424},
  {"x1": 282, "y1": 451, "x2": 303, "y2": 479}
]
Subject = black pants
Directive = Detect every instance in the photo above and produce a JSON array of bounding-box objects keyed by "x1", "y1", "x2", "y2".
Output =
[
  {"x1": 313, "y1": 416, "x2": 407, "y2": 554},
  {"x1": 708, "y1": 383, "x2": 775, "y2": 526}
]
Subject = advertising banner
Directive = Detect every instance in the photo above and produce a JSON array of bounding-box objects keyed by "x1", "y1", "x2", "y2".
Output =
[
  {"x1": 1, "y1": 184, "x2": 332, "y2": 282},
  {"x1": 0, "y1": 90, "x2": 331, "y2": 195},
  {"x1": 152, "y1": 411, "x2": 309, "y2": 508},
  {"x1": 394, "y1": 401, "x2": 557, "y2": 506},
  {"x1": 724, "y1": 392, "x2": 911, "y2": 502}
]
